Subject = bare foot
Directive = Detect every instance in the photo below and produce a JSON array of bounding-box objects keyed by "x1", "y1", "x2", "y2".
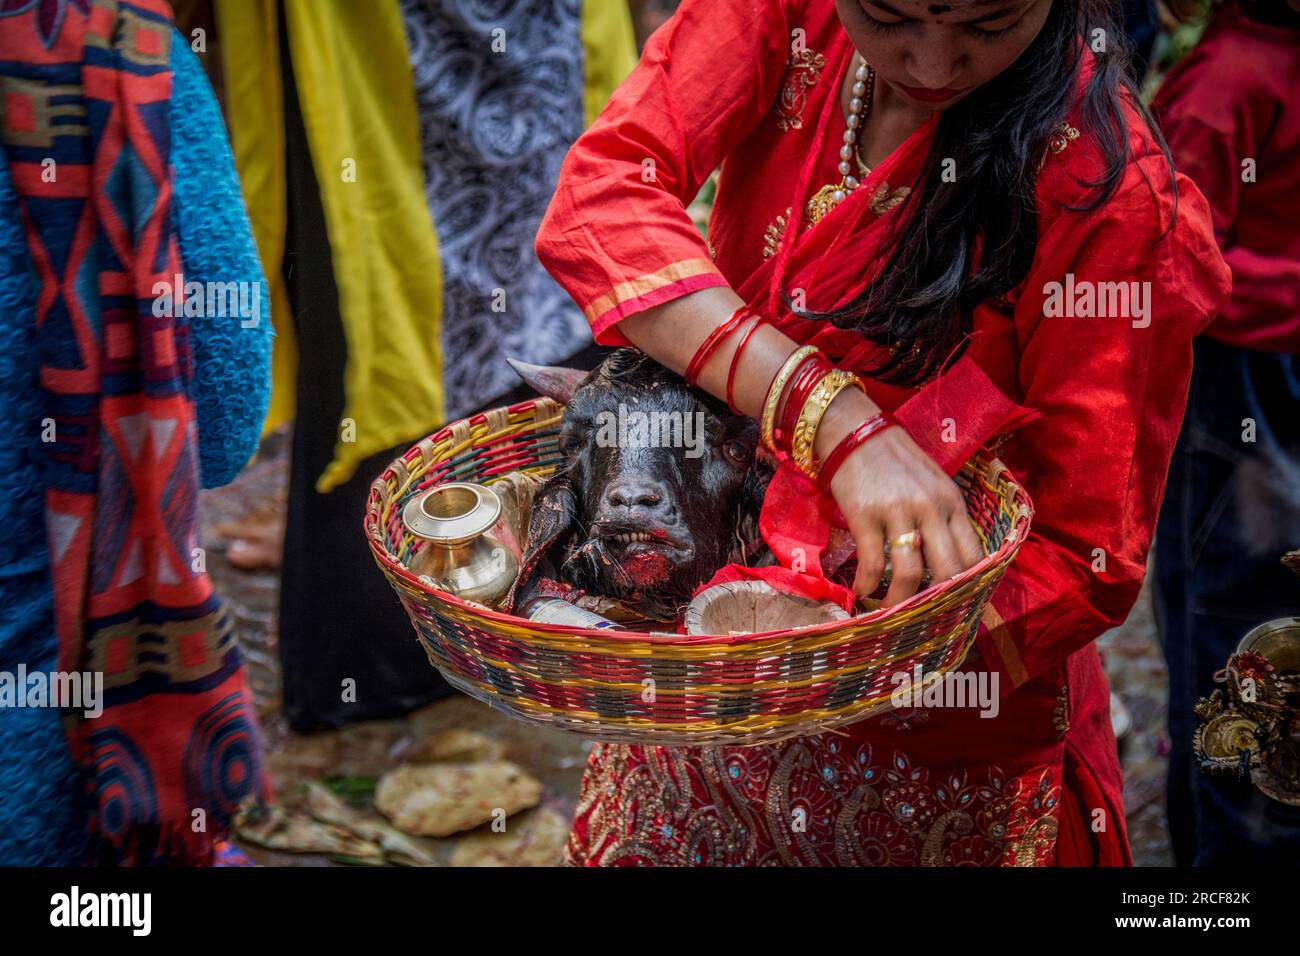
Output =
[{"x1": 219, "y1": 507, "x2": 285, "y2": 571}]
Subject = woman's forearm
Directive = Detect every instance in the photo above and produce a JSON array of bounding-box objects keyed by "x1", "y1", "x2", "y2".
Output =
[
  {"x1": 618, "y1": 286, "x2": 980, "y2": 603},
  {"x1": 617, "y1": 287, "x2": 881, "y2": 452}
]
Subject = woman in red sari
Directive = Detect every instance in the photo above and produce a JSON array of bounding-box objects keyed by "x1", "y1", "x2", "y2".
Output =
[{"x1": 535, "y1": 0, "x2": 1231, "y2": 866}]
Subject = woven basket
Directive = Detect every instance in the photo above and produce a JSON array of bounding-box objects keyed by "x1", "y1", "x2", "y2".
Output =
[{"x1": 365, "y1": 397, "x2": 1033, "y2": 747}]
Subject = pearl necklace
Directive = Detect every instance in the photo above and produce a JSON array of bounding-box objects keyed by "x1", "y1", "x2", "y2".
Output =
[{"x1": 805, "y1": 55, "x2": 875, "y2": 227}]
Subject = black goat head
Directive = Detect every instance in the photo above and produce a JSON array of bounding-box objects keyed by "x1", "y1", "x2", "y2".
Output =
[{"x1": 507, "y1": 350, "x2": 771, "y2": 621}]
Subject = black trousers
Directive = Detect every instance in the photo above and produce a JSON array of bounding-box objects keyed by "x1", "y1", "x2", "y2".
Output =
[{"x1": 1153, "y1": 336, "x2": 1300, "y2": 865}]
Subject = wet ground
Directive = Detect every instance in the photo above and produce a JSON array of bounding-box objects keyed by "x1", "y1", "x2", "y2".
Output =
[
  {"x1": 1099, "y1": 580, "x2": 1173, "y2": 866},
  {"x1": 201, "y1": 430, "x2": 1174, "y2": 866}
]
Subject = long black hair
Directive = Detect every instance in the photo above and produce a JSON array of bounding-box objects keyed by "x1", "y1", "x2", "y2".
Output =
[{"x1": 789, "y1": 0, "x2": 1176, "y2": 386}]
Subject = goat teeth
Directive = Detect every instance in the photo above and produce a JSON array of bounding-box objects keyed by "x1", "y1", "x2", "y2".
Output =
[
  {"x1": 608, "y1": 531, "x2": 659, "y2": 543},
  {"x1": 610, "y1": 531, "x2": 653, "y2": 543}
]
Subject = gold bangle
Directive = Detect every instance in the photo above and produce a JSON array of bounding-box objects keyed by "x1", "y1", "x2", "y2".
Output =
[
  {"x1": 760, "y1": 345, "x2": 819, "y2": 453},
  {"x1": 792, "y1": 369, "x2": 866, "y2": 478}
]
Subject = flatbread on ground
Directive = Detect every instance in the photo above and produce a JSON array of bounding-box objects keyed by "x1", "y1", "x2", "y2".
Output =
[{"x1": 375, "y1": 760, "x2": 542, "y2": 838}]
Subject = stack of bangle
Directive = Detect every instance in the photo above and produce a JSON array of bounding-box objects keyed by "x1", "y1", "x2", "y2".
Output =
[
  {"x1": 792, "y1": 368, "x2": 867, "y2": 477},
  {"x1": 759, "y1": 344, "x2": 895, "y2": 483},
  {"x1": 685, "y1": 306, "x2": 753, "y2": 388},
  {"x1": 760, "y1": 346, "x2": 819, "y2": 454},
  {"x1": 724, "y1": 313, "x2": 764, "y2": 413},
  {"x1": 776, "y1": 351, "x2": 833, "y2": 448}
]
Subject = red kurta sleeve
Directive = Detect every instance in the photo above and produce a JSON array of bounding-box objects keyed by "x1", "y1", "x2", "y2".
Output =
[
  {"x1": 535, "y1": 0, "x2": 800, "y2": 345},
  {"x1": 975, "y1": 146, "x2": 1232, "y2": 691}
]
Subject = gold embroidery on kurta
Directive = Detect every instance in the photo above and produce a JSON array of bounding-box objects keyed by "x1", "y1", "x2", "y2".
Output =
[
  {"x1": 1037, "y1": 122, "x2": 1081, "y2": 171},
  {"x1": 1053, "y1": 683, "x2": 1071, "y2": 741},
  {"x1": 1049, "y1": 122, "x2": 1081, "y2": 154},
  {"x1": 1009, "y1": 770, "x2": 1062, "y2": 866},
  {"x1": 565, "y1": 739, "x2": 1064, "y2": 867},
  {"x1": 774, "y1": 48, "x2": 827, "y2": 131},
  {"x1": 762, "y1": 207, "x2": 792, "y2": 260},
  {"x1": 868, "y1": 183, "x2": 911, "y2": 216},
  {"x1": 760, "y1": 179, "x2": 912, "y2": 260}
]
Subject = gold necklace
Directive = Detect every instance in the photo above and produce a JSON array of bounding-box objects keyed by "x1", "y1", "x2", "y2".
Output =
[{"x1": 805, "y1": 55, "x2": 875, "y2": 228}]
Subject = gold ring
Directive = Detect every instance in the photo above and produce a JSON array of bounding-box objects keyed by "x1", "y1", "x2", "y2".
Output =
[{"x1": 890, "y1": 530, "x2": 921, "y2": 552}]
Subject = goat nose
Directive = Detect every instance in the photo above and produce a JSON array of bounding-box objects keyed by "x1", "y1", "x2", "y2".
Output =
[{"x1": 605, "y1": 480, "x2": 664, "y2": 511}]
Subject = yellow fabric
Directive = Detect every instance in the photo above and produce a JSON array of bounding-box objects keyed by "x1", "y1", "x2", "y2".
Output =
[
  {"x1": 284, "y1": 0, "x2": 445, "y2": 492},
  {"x1": 582, "y1": 0, "x2": 638, "y2": 128},
  {"x1": 213, "y1": 0, "x2": 297, "y2": 435},
  {"x1": 217, "y1": 0, "x2": 445, "y2": 493},
  {"x1": 216, "y1": 0, "x2": 629, "y2": 491}
]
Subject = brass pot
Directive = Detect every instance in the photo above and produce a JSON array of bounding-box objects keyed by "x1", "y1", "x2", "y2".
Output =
[
  {"x1": 1234, "y1": 617, "x2": 1300, "y2": 804},
  {"x1": 1236, "y1": 617, "x2": 1300, "y2": 700},
  {"x1": 403, "y1": 482, "x2": 520, "y2": 609}
]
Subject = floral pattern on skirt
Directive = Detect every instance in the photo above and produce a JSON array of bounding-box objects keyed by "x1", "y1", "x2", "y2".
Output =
[{"x1": 565, "y1": 735, "x2": 1062, "y2": 867}]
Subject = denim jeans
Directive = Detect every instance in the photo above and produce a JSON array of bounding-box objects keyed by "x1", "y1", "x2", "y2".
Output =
[{"x1": 1154, "y1": 336, "x2": 1300, "y2": 866}]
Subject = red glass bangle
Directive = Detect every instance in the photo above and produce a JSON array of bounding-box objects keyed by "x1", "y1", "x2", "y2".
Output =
[
  {"x1": 769, "y1": 357, "x2": 817, "y2": 454},
  {"x1": 775, "y1": 357, "x2": 830, "y2": 453},
  {"x1": 685, "y1": 307, "x2": 749, "y2": 388},
  {"x1": 725, "y1": 314, "x2": 764, "y2": 413},
  {"x1": 817, "y1": 412, "x2": 897, "y2": 492},
  {"x1": 775, "y1": 355, "x2": 832, "y2": 452},
  {"x1": 778, "y1": 362, "x2": 822, "y2": 443}
]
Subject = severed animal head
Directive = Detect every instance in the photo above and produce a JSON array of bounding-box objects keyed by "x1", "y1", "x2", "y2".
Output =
[{"x1": 507, "y1": 349, "x2": 772, "y2": 621}]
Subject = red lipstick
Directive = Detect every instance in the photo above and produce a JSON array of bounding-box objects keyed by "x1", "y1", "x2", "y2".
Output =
[{"x1": 899, "y1": 84, "x2": 967, "y2": 103}]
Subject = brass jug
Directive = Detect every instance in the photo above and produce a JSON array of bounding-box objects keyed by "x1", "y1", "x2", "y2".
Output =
[{"x1": 403, "y1": 482, "x2": 521, "y2": 609}]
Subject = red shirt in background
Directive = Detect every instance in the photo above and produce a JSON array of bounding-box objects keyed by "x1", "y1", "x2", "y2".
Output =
[{"x1": 1153, "y1": 2, "x2": 1300, "y2": 354}]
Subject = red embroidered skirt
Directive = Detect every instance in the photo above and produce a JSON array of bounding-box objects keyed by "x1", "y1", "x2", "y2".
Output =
[{"x1": 564, "y1": 645, "x2": 1130, "y2": 867}]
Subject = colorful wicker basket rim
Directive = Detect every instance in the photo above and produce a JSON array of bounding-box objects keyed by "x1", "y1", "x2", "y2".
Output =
[{"x1": 364, "y1": 397, "x2": 1032, "y2": 641}]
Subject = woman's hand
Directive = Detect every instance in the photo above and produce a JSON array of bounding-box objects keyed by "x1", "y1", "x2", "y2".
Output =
[
  {"x1": 818, "y1": 389, "x2": 985, "y2": 606},
  {"x1": 616, "y1": 291, "x2": 983, "y2": 604}
]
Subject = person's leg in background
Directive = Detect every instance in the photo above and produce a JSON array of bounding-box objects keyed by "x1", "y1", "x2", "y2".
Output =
[
  {"x1": 276, "y1": 6, "x2": 455, "y2": 730},
  {"x1": 274, "y1": 3, "x2": 612, "y2": 730},
  {"x1": 1155, "y1": 336, "x2": 1300, "y2": 865}
]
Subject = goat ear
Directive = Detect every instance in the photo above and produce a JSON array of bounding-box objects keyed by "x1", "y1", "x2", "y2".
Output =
[
  {"x1": 731, "y1": 457, "x2": 774, "y2": 564},
  {"x1": 505, "y1": 472, "x2": 578, "y2": 611},
  {"x1": 506, "y1": 358, "x2": 589, "y2": 406}
]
